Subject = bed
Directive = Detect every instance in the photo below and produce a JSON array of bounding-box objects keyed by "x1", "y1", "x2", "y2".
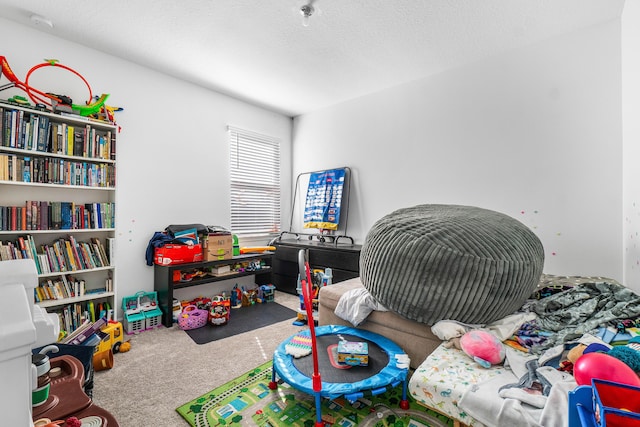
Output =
[
  {"x1": 407, "y1": 274, "x2": 640, "y2": 427},
  {"x1": 409, "y1": 343, "x2": 507, "y2": 426}
]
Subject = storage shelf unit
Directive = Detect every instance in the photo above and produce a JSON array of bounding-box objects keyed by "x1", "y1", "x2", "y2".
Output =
[
  {"x1": 271, "y1": 239, "x2": 361, "y2": 294},
  {"x1": 153, "y1": 253, "x2": 273, "y2": 327},
  {"x1": 0, "y1": 100, "x2": 117, "y2": 335}
]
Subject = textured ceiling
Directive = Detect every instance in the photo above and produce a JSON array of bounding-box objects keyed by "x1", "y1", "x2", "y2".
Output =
[{"x1": 0, "y1": 0, "x2": 625, "y2": 117}]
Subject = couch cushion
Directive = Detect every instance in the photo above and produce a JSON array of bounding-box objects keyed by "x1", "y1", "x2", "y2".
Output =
[{"x1": 360, "y1": 204, "x2": 544, "y2": 325}]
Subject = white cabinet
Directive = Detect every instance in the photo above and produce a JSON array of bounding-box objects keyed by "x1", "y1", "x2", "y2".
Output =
[{"x1": 0, "y1": 100, "x2": 117, "y2": 336}]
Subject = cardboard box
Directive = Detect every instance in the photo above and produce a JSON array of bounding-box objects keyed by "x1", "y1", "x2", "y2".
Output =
[
  {"x1": 204, "y1": 233, "x2": 233, "y2": 261},
  {"x1": 211, "y1": 265, "x2": 231, "y2": 276},
  {"x1": 154, "y1": 243, "x2": 203, "y2": 265}
]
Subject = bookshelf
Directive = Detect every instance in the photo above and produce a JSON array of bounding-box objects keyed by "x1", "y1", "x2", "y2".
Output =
[{"x1": 0, "y1": 99, "x2": 117, "y2": 337}]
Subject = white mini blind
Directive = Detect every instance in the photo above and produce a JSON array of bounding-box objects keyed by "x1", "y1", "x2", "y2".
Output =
[{"x1": 228, "y1": 125, "x2": 281, "y2": 237}]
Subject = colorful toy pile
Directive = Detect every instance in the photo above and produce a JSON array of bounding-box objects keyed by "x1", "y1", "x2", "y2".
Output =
[{"x1": 174, "y1": 284, "x2": 277, "y2": 331}]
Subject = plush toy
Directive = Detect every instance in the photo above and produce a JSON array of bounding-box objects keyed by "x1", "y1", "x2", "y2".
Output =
[
  {"x1": 567, "y1": 342, "x2": 610, "y2": 364},
  {"x1": 459, "y1": 330, "x2": 505, "y2": 368},
  {"x1": 609, "y1": 336, "x2": 640, "y2": 375},
  {"x1": 119, "y1": 341, "x2": 131, "y2": 352}
]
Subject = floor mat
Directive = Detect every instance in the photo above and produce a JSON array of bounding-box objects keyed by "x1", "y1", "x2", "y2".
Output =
[
  {"x1": 176, "y1": 360, "x2": 453, "y2": 427},
  {"x1": 184, "y1": 302, "x2": 298, "y2": 345}
]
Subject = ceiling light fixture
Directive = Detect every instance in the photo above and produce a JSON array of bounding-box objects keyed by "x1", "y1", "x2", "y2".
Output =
[
  {"x1": 30, "y1": 14, "x2": 54, "y2": 29},
  {"x1": 300, "y1": 4, "x2": 314, "y2": 27}
]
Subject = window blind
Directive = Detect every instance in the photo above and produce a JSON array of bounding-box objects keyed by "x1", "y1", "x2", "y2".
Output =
[{"x1": 228, "y1": 125, "x2": 281, "y2": 237}]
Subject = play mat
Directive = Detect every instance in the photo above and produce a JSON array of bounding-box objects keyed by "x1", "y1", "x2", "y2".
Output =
[{"x1": 176, "y1": 360, "x2": 453, "y2": 427}]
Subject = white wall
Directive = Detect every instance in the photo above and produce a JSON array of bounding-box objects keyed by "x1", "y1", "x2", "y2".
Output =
[
  {"x1": 0, "y1": 18, "x2": 293, "y2": 319},
  {"x1": 293, "y1": 20, "x2": 623, "y2": 281},
  {"x1": 623, "y1": 3, "x2": 640, "y2": 294}
]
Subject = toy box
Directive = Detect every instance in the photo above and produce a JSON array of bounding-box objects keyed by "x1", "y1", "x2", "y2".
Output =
[
  {"x1": 122, "y1": 291, "x2": 163, "y2": 333},
  {"x1": 138, "y1": 291, "x2": 163, "y2": 330},
  {"x1": 337, "y1": 341, "x2": 369, "y2": 366},
  {"x1": 154, "y1": 243, "x2": 203, "y2": 265},
  {"x1": 204, "y1": 233, "x2": 233, "y2": 261},
  {"x1": 592, "y1": 379, "x2": 640, "y2": 426}
]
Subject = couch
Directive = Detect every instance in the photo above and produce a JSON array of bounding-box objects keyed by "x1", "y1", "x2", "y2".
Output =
[{"x1": 318, "y1": 277, "x2": 442, "y2": 369}]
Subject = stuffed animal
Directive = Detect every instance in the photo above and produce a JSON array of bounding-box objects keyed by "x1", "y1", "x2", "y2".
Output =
[
  {"x1": 459, "y1": 330, "x2": 505, "y2": 368},
  {"x1": 609, "y1": 336, "x2": 640, "y2": 375}
]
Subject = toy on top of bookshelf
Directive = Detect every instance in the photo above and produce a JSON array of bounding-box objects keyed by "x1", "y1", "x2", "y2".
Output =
[{"x1": 0, "y1": 56, "x2": 120, "y2": 123}]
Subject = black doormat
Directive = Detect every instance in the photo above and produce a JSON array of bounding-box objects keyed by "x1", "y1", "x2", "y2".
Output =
[{"x1": 184, "y1": 302, "x2": 298, "y2": 345}]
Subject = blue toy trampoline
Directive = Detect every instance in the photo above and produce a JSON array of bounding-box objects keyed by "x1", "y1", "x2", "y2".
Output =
[{"x1": 268, "y1": 250, "x2": 410, "y2": 426}]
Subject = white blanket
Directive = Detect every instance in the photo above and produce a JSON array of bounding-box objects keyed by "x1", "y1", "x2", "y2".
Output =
[
  {"x1": 334, "y1": 287, "x2": 388, "y2": 326},
  {"x1": 459, "y1": 365, "x2": 576, "y2": 427}
]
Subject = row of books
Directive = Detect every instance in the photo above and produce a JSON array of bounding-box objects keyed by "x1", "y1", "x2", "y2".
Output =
[
  {"x1": 0, "y1": 201, "x2": 115, "y2": 231},
  {"x1": 56, "y1": 303, "x2": 90, "y2": 337},
  {"x1": 34, "y1": 275, "x2": 86, "y2": 302},
  {"x1": 0, "y1": 153, "x2": 115, "y2": 187},
  {"x1": 1, "y1": 105, "x2": 115, "y2": 160},
  {"x1": 52, "y1": 300, "x2": 114, "y2": 337},
  {"x1": 57, "y1": 300, "x2": 113, "y2": 337},
  {"x1": 0, "y1": 235, "x2": 113, "y2": 274},
  {"x1": 34, "y1": 276, "x2": 113, "y2": 303}
]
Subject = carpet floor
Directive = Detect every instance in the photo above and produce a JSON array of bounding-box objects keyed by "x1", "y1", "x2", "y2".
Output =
[{"x1": 91, "y1": 292, "x2": 305, "y2": 427}]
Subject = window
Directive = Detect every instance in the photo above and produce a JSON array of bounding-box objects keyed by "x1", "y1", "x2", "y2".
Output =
[{"x1": 229, "y1": 125, "x2": 281, "y2": 237}]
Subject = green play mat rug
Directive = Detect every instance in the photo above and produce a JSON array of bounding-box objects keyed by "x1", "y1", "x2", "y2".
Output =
[{"x1": 176, "y1": 360, "x2": 453, "y2": 427}]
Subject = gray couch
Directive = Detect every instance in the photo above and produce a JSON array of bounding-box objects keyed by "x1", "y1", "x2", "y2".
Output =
[{"x1": 318, "y1": 277, "x2": 442, "y2": 369}]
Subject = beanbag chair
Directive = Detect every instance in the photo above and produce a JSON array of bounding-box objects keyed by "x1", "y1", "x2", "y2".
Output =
[{"x1": 360, "y1": 204, "x2": 544, "y2": 324}]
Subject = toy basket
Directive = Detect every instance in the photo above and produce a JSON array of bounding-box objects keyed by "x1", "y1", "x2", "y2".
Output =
[{"x1": 178, "y1": 305, "x2": 208, "y2": 330}]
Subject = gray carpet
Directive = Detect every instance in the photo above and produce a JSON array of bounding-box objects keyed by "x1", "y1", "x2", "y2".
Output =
[{"x1": 91, "y1": 292, "x2": 303, "y2": 427}]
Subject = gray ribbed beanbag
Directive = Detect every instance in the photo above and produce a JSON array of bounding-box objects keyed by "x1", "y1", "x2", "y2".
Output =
[{"x1": 360, "y1": 204, "x2": 544, "y2": 325}]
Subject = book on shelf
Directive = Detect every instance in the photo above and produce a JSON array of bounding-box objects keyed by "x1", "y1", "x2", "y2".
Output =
[
  {"x1": 106, "y1": 237, "x2": 115, "y2": 266},
  {"x1": 92, "y1": 237, "x2": 109, "y2": 266}
]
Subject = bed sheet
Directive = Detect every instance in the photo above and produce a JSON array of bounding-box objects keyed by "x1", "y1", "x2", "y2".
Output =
[{"x1": 409, "y1": 344, "x2": 506, "y2": 426}]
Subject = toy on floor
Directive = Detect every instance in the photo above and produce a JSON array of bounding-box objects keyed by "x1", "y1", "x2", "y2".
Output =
[
  {"x1": 209, "y1": 296, "x2": 231, "y2": 326},
  {"x1": 230, "y1": 285, "x2": 243, "y2": 308},
  {"x1": 92, "y1": 320, "x2": 129, "y2": 371},
  {"x1": 178, "y1": 305, "x2": 208, "y2": 330},
  {"x1": 241, "y1": 286, "x2": 259, "y2": 306},
  {"x1": 122, "y1": 291, "x2": 163, "y2": 333}
]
